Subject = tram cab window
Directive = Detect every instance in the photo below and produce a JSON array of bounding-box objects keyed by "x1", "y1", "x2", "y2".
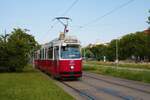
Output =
[{"x1": 61, "y1": 45, "x2": 81, "y2": 59}]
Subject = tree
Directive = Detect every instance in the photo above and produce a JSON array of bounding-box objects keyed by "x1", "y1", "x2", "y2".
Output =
[
  {"x1": 89, "y1": 44, "x2": 108, "y2": 61},
  {"x1": 144, "y1": 31, "x2": 150, "y2": 61},
  {"x1": 0, "y1": 28, "x2": 39, "y2": 72},
  {"x1": 119, "y1": 32, "x2": 149, "y2": 61},
  {"x1": 0, "y1": 34, "x2": 10, "y2": 71},
  {"x1": 81, "y1": 47, "x2": 94, "y2": 59},
  {"x1": 106, "y1": 39, "x2": 118, "y2": 61}
]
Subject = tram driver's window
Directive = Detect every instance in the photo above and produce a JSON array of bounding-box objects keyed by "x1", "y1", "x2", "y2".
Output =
[{"x1": 62, "y1": 46, "x2": 68, "y2": 51}]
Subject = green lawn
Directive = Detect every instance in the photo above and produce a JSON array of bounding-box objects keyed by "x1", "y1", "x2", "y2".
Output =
[
  {"x1": 0, "y1": 65, "x2": 74, "y2": 100},
  {"x1": 85, "y1": 61, "x2": 150, "y2": 69},
  {"x1": 83, "y1": 64, "x2": 150, "y2": 83}
]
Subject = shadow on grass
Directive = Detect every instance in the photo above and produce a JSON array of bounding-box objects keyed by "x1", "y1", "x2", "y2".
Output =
[
  {"x1": 0, "y1": 70, "x2": 37, "y2": 74},
  {"x1": 22, "y1": 69, "x2": 37, "y2": 73},
  {"x1": 0, "y1": 65, "x2": 37, "y2": 74},
  {"x1": 0, "y1": 67, "x2": 12, "y2": 73}
]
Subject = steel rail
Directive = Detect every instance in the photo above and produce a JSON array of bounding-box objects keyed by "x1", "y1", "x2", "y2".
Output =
[{"x1": 83, "y1": 74, "x2": 150, "y2": 94}]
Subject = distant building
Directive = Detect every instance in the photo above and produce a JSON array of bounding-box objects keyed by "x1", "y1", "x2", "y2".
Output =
[
  {"x1": 86, "y1": 42, "x2": 108, "y2": 48},
  {"x1": 144, "y1": 28, "x2": 150, "y2": 35}
]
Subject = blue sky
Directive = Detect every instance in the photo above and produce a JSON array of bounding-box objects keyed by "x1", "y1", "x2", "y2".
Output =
[{"x1": 0, "y1": 0, "x2": 150, "y2": 45}]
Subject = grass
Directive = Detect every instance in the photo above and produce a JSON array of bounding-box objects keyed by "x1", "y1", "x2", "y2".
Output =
[
  {"x1": 83, "y1": 64, "x2": 150, "y2": 83},
  {"x1": 84, "y1": 61, "x2": 150, "y2": 69},
  {"x1": 0, "y1": 65, "x2": 74, "y2": 100}
]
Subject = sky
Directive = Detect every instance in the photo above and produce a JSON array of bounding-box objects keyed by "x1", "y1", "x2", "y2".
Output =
[{"x1": 0, "y1": 0, "x2": 150, "y2": 46}]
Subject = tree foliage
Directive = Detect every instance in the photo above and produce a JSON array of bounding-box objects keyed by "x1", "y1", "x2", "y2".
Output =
[
  {"x1": 83, "y1": 31, "x2": 150, "y2": 62},
  {"x1": 0, "y1": 28, "x2": 39, "y2": 72},
  {"x1": 0, "y1": 34, "x2": 10, "y2": 70}
]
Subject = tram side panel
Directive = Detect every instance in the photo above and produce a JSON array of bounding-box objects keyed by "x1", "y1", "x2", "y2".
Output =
[{"x1": 46, "y1": 60, "x2": 52, "y2": 74}]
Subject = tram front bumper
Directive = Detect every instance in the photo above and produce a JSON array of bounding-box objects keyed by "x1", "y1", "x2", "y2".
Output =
[{"x1": 60, "y1": 71, "x2": 82, "y2": 78}]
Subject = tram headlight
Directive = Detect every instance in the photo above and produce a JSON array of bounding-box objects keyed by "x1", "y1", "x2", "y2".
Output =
[
  {"x1": 62, "y1": 43, "x2": 67, "y2": 46},
  {"x1": 70, "y1": 66, "x2": 74, "y2": 70}
]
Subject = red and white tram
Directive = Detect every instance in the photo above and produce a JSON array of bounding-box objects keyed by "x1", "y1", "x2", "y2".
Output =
[{"x1": 34, "y1": 32, "x2": 82, "y2": 79}]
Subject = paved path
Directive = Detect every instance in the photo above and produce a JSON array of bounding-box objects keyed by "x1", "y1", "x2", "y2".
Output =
[{"x1": 56, "y1": 72, "x2": 150, "y2": 100}]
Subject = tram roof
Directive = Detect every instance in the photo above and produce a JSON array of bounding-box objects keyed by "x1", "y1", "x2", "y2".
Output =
[{"x1": 41, "y1": 35, "x2": 80, "y2": 48}]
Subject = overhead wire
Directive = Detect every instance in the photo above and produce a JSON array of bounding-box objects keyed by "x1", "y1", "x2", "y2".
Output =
[
  {"x1": 49, "y1": 0, "x2": 79, "y2": 31},
  {"x1": 81, "y1": 0, "x2": 135, "y2": 28},
  {"x1": 73, "y1": 0, "x2": 135, "y2": 46},
  {"x1": 44, "y1": 0, "x2": 134, "y2": 42},
  {"x1": 42, "y1": 0, "x2": 79, "y2": 42},
  {"x1": 62, "y1": 0, "x2": 79, "y2": 16}
]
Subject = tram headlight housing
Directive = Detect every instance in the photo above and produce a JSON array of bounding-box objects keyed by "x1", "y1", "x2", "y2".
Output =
[{"x1": 70, "y1": 66, "x2": 74, "y2": 70}]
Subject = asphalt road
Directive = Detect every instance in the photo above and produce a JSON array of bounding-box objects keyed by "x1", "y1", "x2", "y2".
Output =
[{"x1": 55, "y1": 72, "x2": 150, "y2": 100}]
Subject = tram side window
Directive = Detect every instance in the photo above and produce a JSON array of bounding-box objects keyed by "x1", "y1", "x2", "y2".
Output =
[
  {"x1": 45, "y1": 48, "x2": 47, "y2": 59},
  {"x1": 40, "y1": 49, "x2": 44, "y2": 60},
  {"x1": 41, "y1": 49, "x2": 43, "y2": 59},
  {"x1": 40, "y1": 50, "x2": 42, "y2": 59},
  {"x1": 34, "y1": 53, "x2": 37, "y2": 60},
  {"x1": 38, "y1": 53, "x2": 40, "y2": 60},
  {"x1": 48, "y1": 47, "x2": 53, "y2": 59},
  {"x1": 42, "y1": 48, "x2": 44, "y2": 59},
  {"x1": 54, "y1": 46, "x2": 59, "y2": 59},
  {"x1": 43, "y1": 48, "x2": 45, "y2": 59}
]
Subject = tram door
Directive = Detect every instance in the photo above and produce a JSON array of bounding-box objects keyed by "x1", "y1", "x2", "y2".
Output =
[{"x1": 54, "y1": 46, "x2": 59, "y2": 76}]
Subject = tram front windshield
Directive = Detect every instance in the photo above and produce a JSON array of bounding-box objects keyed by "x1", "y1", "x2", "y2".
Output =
[{"x1": 61, "y1": 45, "x2": 81, "y2": 59}]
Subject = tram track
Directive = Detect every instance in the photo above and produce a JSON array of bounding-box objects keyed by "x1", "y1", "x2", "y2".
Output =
[
  {"x1": 59, "y1": 72, "x2": 150, "y2": 100},
  {"x1": 61, "y1": 81, "x2": 95, "y2": 100},
  {"x1": 60, "y1": 78, "x2": 138, "y2": 100},
  {"x1": 83, "y1": 72, "x2": 150, "y2": 94},
  {"x1": 80, "y1": 79, "x2": 136, "y2": 100},
  {"x1": 39, "y1": 68, "x2": 150, "y2": 100}
]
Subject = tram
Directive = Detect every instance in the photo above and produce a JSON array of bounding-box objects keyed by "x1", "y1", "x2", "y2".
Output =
[{"x1": 34, "y1": 17, "x2": 82, "y2": 79}]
